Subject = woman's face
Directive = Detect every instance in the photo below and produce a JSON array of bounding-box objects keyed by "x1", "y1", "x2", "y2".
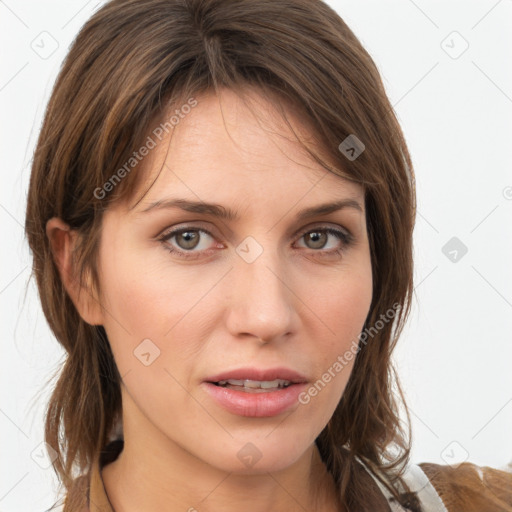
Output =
[{"x1": 93, "y1": 87, "x2": 373, "y2": 473}]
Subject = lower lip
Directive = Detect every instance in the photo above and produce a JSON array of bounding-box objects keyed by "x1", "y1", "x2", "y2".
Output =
[{"x1": 202, "y1": 382, "x2": 308, "y2": 417}]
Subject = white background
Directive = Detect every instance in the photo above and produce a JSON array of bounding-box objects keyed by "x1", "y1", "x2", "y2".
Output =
[{"x1": 1, "y1": 0, "x2": 511, "y2": 510}]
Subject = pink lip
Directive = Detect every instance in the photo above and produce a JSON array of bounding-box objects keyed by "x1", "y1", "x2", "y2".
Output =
[
  {"x1": 203, "y1": 382, "x2": 308, "y2": 417},
  {"x1": 202, "y1": 366, "x2": 309, "y2": 418}
]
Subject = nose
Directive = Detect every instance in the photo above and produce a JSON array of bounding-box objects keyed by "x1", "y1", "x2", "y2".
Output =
[{"x1": 225, "y1": 244, "x2": 298, "y2": 344}]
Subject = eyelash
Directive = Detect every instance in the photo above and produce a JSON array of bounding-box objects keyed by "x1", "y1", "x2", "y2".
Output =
[{"x1": 157, "y1": 224, "x2": 354, "y2": 261}]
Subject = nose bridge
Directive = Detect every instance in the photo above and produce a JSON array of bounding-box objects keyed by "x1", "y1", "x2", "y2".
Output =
[{"x1": 226, "y1": 235, "x2": 296, "y2": 342}]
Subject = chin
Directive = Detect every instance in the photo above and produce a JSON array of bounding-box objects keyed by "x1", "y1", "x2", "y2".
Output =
[{"x1": 198, "y1": 433, "x2": 316, "y2": 475}]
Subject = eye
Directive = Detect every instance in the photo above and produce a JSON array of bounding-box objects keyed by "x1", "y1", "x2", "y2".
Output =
[
  {"x1": 157, "y1": 224, "x2": 354, "y2": 260},
  {"x1": 295, "y1": 226, "x2": 353, "y2": 257},
  {"x1": 158, "y1": 227, "x2": 219, "y2": 259}
]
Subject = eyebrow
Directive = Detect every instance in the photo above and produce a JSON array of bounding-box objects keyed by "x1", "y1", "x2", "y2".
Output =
[{"x1": 140, "y1": 197, "x2": 363, "y2": 221}]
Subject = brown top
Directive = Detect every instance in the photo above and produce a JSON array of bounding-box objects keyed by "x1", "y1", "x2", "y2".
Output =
[{"x1": 54, "y1": 440, "x2": 512, "y2": 512}]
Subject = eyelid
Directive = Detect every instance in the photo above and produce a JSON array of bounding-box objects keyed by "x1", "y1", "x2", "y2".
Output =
[
  {"x1": 293, "y1": 221, "x2": 352, "y2": 240},
  {"x1": 156, "y1": 221, "x2": 218, "y2": 240}
]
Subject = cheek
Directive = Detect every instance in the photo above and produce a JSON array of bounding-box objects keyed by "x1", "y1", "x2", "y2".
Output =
[
  {"x1": 308, "y1": 264, "x2": 373, "y2": 347},
  {"x1": 96, "y1": 249, "x2": 229, "y2": 375},
  {"x1": 300, "y1": 266, "x2": 372, "y2": 412}
]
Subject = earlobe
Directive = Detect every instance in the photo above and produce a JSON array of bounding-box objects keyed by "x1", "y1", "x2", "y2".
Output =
[{"x1": 45, "y1": 217, "x2": 104, "y2": 326}]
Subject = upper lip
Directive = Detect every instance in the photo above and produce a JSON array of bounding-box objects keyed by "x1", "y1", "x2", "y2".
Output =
[{"x1": 205, "y1": 367, "x2": 308, "y2": 384}]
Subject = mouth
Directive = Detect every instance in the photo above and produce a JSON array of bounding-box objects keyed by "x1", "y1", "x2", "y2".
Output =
[
  {"x1": 203, "y1": 367, "x2": 309, "y2": 417},
  {"x1": 212, "y1": 378, "x2": 293, "y2": 393}
]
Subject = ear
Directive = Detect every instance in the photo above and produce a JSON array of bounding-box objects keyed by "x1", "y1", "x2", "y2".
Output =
[{"x1": 46, "y1": 217, "x2": 104, "y2": 326}]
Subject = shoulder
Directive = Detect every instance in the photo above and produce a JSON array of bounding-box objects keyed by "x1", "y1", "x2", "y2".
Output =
[{"x1": 419, "y1": 461, "x2": 512, "y2": 512}]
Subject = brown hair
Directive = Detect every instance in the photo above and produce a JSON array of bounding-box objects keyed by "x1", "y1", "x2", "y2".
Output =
[{"x1": 25, "y1": 0, "x2": 417, "y2": 509}]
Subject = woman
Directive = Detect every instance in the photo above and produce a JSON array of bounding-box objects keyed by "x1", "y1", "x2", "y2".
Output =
[{"x1": 25, "y1": 0, "x2": 512, "y2": 511}]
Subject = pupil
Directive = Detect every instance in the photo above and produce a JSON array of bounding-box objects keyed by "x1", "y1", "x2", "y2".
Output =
[
  {"x1": 307, "y1": 231, "x2": 326, "y2": 249},
  {"x1": 178, "y1": 231, "x2": 199, "y2": 249}
]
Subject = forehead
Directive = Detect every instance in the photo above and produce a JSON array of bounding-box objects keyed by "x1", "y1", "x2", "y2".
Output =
[{"x1": 127, "y1": 87, "x2": 364, "y2": 212}]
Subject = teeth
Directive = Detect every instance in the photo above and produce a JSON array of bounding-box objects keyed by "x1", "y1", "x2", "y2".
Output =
[
  {"x1": 223, "y1": 379, "x2": 244, "y2": 386},
  {"x1": 217, "y1": 379, "x2": 291, "y2": 389},
  {"x1": 259, "y1": 379, "x2": 288, "y2": 389}
]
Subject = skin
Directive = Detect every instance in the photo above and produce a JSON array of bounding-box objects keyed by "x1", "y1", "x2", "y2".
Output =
[{"x1": 47, "y1": 87, "x2": 373, "y2": 511}]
